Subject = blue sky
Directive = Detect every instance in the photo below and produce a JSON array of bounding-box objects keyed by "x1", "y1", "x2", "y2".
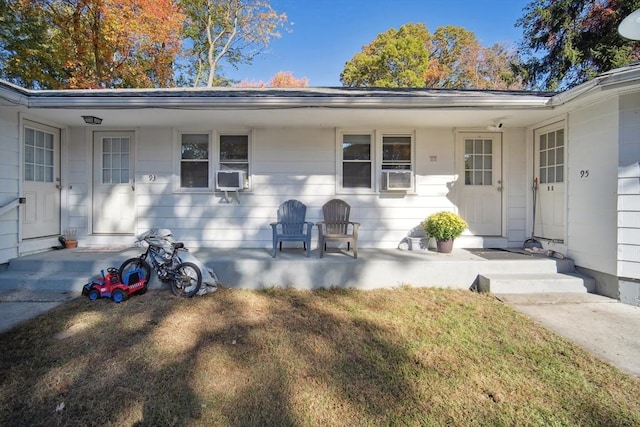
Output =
[{"x1": 227, "y1": 0, "x2": 532, "y2": 86}]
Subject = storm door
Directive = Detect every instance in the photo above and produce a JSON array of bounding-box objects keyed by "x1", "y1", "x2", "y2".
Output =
[
  {"x1": 22, "y1": 122, "x2": 61, "y2": 239},
  {"x1": 534, "y1": 125, "x2": 566, "y2": 242},
  {"x1": 456, "y1": 133, "x2": 503, "y2": 235},
  {"x1": 92, "y1": 132, "x2": 136, "y2": 234}
]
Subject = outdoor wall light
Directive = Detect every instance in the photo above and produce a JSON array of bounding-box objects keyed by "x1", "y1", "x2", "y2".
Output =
[
  {"x1": 619, "y1": 8, "x2": 640, "y2": 40},
  {"x1": 82, "y1": 115, "x2": 103, "y2": 125}
]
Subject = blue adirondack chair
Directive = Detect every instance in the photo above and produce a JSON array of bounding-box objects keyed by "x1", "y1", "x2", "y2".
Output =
[{"x1": 270, "y1": 199, "x2": 314, "y2": 257}]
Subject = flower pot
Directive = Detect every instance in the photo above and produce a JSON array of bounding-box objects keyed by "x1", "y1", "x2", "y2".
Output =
[
  {"x1": 64, "y1": 240, "x2": 78, "y2": 249},
  {"x1": 436, "y1": 239, "x2": 454, "y2": 253}
]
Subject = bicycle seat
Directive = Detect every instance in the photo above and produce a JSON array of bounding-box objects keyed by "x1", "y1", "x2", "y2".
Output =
[{"x1": 174, "y1": 242, "x2": 185, "y2": 249}]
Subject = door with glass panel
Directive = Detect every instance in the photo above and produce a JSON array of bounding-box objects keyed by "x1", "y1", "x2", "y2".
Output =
[
  {"x1": 22, "y1": 122, "x2": 61, "y2": 239},
  {"x1": 534, "y1": 125, "x2": 565, "y2": 241},
  {"x1": 92, "y1": 132, "x2": 135, "y2": 234},
  {"x1": 456, "y1": 133, "x2": 503, "y2": 235}
]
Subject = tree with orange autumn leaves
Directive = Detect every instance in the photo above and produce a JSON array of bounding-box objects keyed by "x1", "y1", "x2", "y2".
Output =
[
  {"x1": 0, "y1": 0, "x2": 183, "y2": 89},
  {"x1": 0, "y1": 0, "x2": 291, "y2": 89},
  {"x1": 235, "y1": 71, "x2": 308, "y2": 87}
]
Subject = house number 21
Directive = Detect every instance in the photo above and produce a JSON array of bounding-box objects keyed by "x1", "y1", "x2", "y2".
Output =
[{"x1": 580, "y1": 170, "x2": 589, "y2": 178}]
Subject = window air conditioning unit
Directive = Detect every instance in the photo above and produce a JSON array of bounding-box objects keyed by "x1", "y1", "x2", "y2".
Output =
[
  {"x1": 381, "y1": 170, "x2": 413, "y2": 191},
  {"x1": 216, "y1": 170, "x2": 245, "y2": 191}
]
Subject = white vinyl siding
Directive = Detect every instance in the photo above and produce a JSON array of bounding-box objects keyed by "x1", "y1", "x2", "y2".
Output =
[
  {"x1": 566, "y1": 99, "x2": 618, "y2": 276},
  {"x1": 0, "y1": 107, "x2": 21, "y2": 263},
  {"x1": 617, "y1": 93, "x2": 640, "y2": 280}
]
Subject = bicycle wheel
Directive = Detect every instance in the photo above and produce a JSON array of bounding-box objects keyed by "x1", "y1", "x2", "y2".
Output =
[
  {"x1": 118, "y1": 257, "x2": 151, "y2": 293},
  {"x1": 170, "y1": 262, "x2": 202, "y2": 298}
]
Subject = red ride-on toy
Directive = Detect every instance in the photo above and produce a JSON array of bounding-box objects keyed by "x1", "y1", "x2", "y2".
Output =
[{"x1": 82, "y1": 267, "x2": 148, "y2": 303}]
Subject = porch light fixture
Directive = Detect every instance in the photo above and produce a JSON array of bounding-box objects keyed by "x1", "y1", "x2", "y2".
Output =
[
  {"x1": 82, "y1": 115, "x2": 103, "y2": 125},
  {"x1": 619, "y1": 8, "x2": 640, "y2": 40}
]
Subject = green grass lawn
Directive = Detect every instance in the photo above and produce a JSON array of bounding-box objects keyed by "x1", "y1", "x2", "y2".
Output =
[{"x1": 1, "y1": 287, "x2": 638, "y2": 426}]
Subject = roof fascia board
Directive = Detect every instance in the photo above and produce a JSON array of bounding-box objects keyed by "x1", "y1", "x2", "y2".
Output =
[
  {"x1": 550, "y1": 64, "x2": 640, "y2": 106},
  {"x1": 26, "y1": 94, "x2": 551, "y2": 110},
  {"x1": 0, "y1": 81, "x2": 30, "y2": 106}
]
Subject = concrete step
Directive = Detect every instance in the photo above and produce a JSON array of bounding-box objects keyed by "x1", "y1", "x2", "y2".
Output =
[
  {"x1": 0, "y1": 270, "x2": 166, "y2": 293},
  {"x1": 5, "y1": 249, "x2": 139, "y2": 273},
  {"x1": 0, "y1": 248, "x2": 160, "y2": 293},
  {"x1": 0, "y1": 271, "x2": 99, "y2": 293},
  {"x1": 478, "y1": 272, "x2": 595, "y2": 294}
]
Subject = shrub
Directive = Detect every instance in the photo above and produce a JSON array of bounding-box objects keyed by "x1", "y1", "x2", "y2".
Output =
[{"x1": 423, "y1": 211, "x2": 467, "y2": 241}]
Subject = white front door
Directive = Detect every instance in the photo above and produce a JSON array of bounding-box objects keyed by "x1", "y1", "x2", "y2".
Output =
[
  {"x1": 534, "y1": 125, "x2": 566, "y2": 242},
  {"x1": 456, "y1": 133, "x2": 503, "y2": 235},
  {"x1": 92, "y1": 132, "x2": 136, "y2": 234},
  {"x1": 22, "y1": 122, "x2": 61, "y2": 239}
]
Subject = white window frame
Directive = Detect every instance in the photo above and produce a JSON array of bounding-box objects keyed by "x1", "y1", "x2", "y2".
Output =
[
  {"x1": 216, "y1": 130, "x2": 252, "y2": 191},
  {"x1": 336, "y1": 130, "x2": 375, "y2": 194},
  {"x1": 379, "y1": 131, "x2": 416, "y2": 192},
  {"x1": 174, "y1": 130, "x2": 213, "y2": 192}
]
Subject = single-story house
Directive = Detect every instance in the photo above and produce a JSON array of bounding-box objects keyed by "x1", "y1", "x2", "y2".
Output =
[{"x1": 0, "y1": 64, "x2": 639, "y2": 304}]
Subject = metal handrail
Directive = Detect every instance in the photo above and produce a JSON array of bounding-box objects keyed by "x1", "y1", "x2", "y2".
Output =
[{"x1": 0, "y1": 198, "x2": 23, "y2": 217}]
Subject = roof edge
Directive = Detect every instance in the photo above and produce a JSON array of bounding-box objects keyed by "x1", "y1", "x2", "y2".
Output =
[{"x1": 550, "y1": 63, "x2": 640, "y2": 106}]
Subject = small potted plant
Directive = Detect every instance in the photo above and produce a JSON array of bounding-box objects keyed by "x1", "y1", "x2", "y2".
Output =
[
  {"x1": 422, "y1": 211, "x2": 467, "y2": 253},
  {"x1": 61, "y1": 228, "x2": 78, "y2": 249}
]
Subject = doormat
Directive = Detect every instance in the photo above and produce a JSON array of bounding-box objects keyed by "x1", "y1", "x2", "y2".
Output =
[{"x1": 72, "y1": 246, "x2": 130, "y2": 253}]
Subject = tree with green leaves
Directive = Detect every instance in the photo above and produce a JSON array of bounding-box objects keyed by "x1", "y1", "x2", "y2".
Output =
[
  {"x1": 517, "y1": 0, "x2": 640, "y2": 90},
  {"x1": 340, "y1": 23, "x2": 430, "y2": 88},
  {"x1": 179, "y1": 0, "x2": 288, "y2": 87},
  {"x1": 341, "y1": 23, "x2": 524, "y2": 89}
]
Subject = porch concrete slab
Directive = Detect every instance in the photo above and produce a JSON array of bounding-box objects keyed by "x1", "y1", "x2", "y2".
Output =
[
  {"x1": 496, "y1": 293, "x2": 640, "y2": 378},
  {"x1": 1, "y1": 247, "x2": 564, "y2": 292}
]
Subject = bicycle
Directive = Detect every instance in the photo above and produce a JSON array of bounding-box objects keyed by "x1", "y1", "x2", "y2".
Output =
[{"x1": 118, "y1": 229, "x2": 202, "y2": 298}]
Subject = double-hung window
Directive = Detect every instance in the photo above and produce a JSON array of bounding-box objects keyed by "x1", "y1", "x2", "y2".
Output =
[
  {"x1": 380, "y1": 134, "x2": 414, "y2": 191},
  {"x1": 180, "y1": 133, "x2": 210, "y2": 189},
  {"x1": 219, "y1": 134, "x2": 250, "y2": 189},
  {"x1": 382, "y1": 135, "x2": 412, "y2": 171},
  {"x1": 341, "y1": 133, "x2": 372, "y2": 190}
]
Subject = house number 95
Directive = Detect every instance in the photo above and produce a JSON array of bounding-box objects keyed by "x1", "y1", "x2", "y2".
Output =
[
  {"x1": 148, "y1": 174, "x2": 157, "y2": 182},
  {"x1": 580, "y1": 170, "x2": 589, "y2": 178}
]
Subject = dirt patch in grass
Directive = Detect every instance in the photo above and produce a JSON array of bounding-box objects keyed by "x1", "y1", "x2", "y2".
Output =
[{"x1": 0, "y1": 287, "x2": 638, "y2": 426}]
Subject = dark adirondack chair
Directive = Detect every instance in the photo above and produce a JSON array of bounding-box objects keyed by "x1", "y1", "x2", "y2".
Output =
[
  {"x1": 270, "y1": 199, "x2": 314, "y2": 257},
  {"x1": 316, "y1": 199, "x2": 360, "y2": 258}
]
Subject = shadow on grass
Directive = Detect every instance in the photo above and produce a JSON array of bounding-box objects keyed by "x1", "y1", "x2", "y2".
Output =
[{"x1": 0, "y1": 287, "x2": 638, "y2": 426}]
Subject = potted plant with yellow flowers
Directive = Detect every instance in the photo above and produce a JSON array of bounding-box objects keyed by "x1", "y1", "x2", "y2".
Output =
[{"x1": 422, "y1": 211, "x2": 467, "y2": 253}]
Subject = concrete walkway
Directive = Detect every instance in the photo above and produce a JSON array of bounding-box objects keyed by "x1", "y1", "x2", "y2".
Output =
[
  {"x1": 0, "y1": 289, "x2": 76, "y2": 333},
  {"x1": 496, "y1": 293, "x2": 640, "y2": 378}
]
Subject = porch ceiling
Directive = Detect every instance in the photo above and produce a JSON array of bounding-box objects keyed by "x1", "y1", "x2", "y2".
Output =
[{"x1": 23, "y1": 105, "x2": 564, "y2": 130}]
